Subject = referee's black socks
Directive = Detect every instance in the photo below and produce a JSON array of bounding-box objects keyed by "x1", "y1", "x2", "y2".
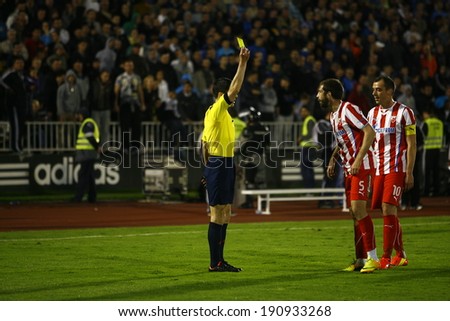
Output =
[
  {"x1": 220, "y1": 224, "x2": 228, "y2": 262},
  {"x1": 208, "y1": 222, "x2": 222, "y2": 267}
]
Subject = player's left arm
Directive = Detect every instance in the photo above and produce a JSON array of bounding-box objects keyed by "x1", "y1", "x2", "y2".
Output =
[{"x1": 405, "y1": 124, "x2": 417, "y2": 191}]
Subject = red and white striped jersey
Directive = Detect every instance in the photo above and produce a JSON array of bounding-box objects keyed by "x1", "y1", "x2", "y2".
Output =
[
  {"x1": 367, "y1": 101, "x2": 416, "y2": 175},
  {"x1": 330, "y1": 101, "x2": 375, "y2": 175}
]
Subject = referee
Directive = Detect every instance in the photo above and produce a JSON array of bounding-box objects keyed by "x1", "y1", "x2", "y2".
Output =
[{"x1": 202, "y1": 46, "x2": 250, "y2": 272}]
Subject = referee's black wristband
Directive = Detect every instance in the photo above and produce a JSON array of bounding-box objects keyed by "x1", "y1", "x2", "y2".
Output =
[{"x1": 224, "y1": 93, "x2": 232, "y2": 105}]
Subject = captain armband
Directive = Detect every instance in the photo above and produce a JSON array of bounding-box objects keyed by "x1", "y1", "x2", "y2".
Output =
[{"x1": 405, "y1": 124, "x2": 416, "y2": 136}]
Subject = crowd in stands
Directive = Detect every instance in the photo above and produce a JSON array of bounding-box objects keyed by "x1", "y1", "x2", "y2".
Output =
[
  {"x1": 0, "y1": 0, "x2": 449, "y2": 193},
  {"x1": 0, "y1": 0, "x2": 448, "y2": 121}
]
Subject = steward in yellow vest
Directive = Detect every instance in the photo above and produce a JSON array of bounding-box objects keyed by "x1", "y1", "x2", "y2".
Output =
[
  {"x1": 423, "y1": 115, "x2": 444, "y2": 150},
  {"x1": 73, "y1": 109, "x2": 100, "y2": 203},
  {"x1": 298, "y1": 106, "x2": 317, "y2": 188},
  {"x1": 422, "y1": 109, "x2": 444, "y2": 196}
]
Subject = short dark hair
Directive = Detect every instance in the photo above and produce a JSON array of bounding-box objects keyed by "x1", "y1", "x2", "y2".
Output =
[
  {"x1": 374, "y1": 75, "x2": 396, "y2": 91},
  {"x1": 212, "y1": 77, "x2": 231, "y2": 97},
  {"x1": 320, "y1": 78, "x2": 344, "y2": 100},
  {"x1": 10, "y1": 55, "x2": 25, "y2": 67}
]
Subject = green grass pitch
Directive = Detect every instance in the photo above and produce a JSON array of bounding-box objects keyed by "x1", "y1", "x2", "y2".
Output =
[{"x1": 0, "y1": 216, "x2": 449, "y2": 301}]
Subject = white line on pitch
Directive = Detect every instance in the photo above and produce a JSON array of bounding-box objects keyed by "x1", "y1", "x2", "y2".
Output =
[{"x1": 0, "y1": 221, "x2": 448, "y2": 243}]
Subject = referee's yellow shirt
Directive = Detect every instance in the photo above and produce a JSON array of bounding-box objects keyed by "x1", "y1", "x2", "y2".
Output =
[{"x1": 202, "y1": 94, "x2": 235, "y2": 157}]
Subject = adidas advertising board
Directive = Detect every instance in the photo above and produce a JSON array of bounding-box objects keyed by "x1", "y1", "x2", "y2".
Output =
[{"x1": 0, "y1": 154, "x2": 141, "y2": 192}]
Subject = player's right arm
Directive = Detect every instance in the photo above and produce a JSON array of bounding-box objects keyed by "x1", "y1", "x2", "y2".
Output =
[{"x1": 327, "y1": 146, "x2": 340, "y2": 178}]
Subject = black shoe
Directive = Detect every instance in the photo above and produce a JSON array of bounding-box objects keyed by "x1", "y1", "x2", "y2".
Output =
[
  {"x1": 209, "y1": 261, "x2": 241, "y2": 272},
  {"x1": 222, "y1": 261, "x2": 242, "y2": 272}
]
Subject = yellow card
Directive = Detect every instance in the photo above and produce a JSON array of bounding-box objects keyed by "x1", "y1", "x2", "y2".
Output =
[{"x1": 236, "y1": 37, "x2": 245, "y2": 48}]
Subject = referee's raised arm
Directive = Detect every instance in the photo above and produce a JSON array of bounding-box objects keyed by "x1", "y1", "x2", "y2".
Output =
[{"x1": 227, "y1": 47, "x2": 251, "y2": 103}]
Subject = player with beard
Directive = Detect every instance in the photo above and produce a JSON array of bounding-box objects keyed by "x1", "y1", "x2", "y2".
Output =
[{"x1": 316, "y1": 78, "x2": 380, "y2": 273}]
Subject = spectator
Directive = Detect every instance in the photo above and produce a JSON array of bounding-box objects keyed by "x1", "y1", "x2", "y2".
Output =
[
  {"x1": 276, "y1": 76, "x2": 296, "y2": 123},
  {"x1": 171, "y1": 50, "x2": 194, "y2": 84},
  {"x1": 403, "y1": 23, "x2": 422, "y2": 45},
  {"x1": 56, "y1": 69, "x2": 82, "y2": 149},
  {"x1": 40, "y1": 56, "x2": 64, "y2": 121},
  {"x1": 155, "y1": 69, "x2": 169, "y2": 103},
  {"x1": 293, "y1": 92, "x2": 314, "y2": 122},
  {"x1": 177, "y1": 80, "x2": 201, "y2": 122},
  {"x1": 2, "y1": 55, "x2": 27, "y2": 152},
  {"x1": 265, "y1": 59, "x2": 283, "y2": 85},
  {"x1": 25, "y1": 58, "x2": 42, "y2": 107},
  {"x1": 95, "y1": 37, "x2": 117, "y2": 74},
  {"x1": 414, "y1": 81, "x2": 435, "y2": 117},
  {"x1": 90, "y1": 69, "x2": 114, "y2": 146},
  {"x1": 381, "y1": 34, "x2": 405, "y2": 71},
  {"x1": 213, "y1": 55, "x2": 235, "y2": 81},
  {"x1": 24, "y1": 27, "x2": 45, "y2": 60},
  {"x1": 72, "y1": 60, "x2": 90, "y2": 109},
  {"x1": 347, "y1": 75, "x2": 373, "y2": 116},
  {"x1": 156, "y1": 51, "x2": 178, "y2": 91},
  {"x1": 237, "y1": 70, "x2": 260, "y2": 111},
  {"x1": 46, "y1": 43, "x2": 68, "y2": 71},
  {"x1": 159, "y1": 90, "x2": 187, "y2": 147},
  {"x1": 142, "y1": 75, "x2": 161, "y2": 122},
  {"x1": 127, "y1": 43, "x2": 149, "y2": 80},
  {"x1": 434, "y1": 65, "x2": 450, "y2": 97},
  {"x1": 258, "y1": 75, "x2": 277, "y2": 121},
  {"x1": 145, "y1": 46, "x2": 159, "y2": 75},
  {"x1": 247, "y1": 35, "x2": 267, "y2": 64},
  {"x1": 420, "y1": 43, "x2": 438, "y2": 78},
  {"x1": 114, "y1": 58, "x2": 145, "y2": 153},
  {"x1": 98, "y1": 0, "x2": 113, "y2": 24},
  {"x1": 216, "y1": 38, "x2": 235, "y2": 61},
  {"x1": 341, "y1": 67, "x2": 356, "y2": 97},
  {"x1": 83, "y1": 7, "x2": 102, "y2": 37},
  {"x1": 70, "y1": 39, "x2": 91, "y2": 69},
  {"x1": 0, "y1": 29, "x2": 28, "y2": 61},
  {"x1": 56, "y1": 69, "x2": 81, "y2": 121},
  {"x1": 51, "y1": 17, "x2": 70, "y2": 45},
  {"x1": 27, "y1": 6, "x2": 48, "y2": 35},
  {"x1": 435, "y1": 84, "x2": 450, "y2": 119},
  {"x1": 397, "y1": 84, "x2": 418, "y2": 117},
  {"x1": 192, "y1": 57, "x2": 215, "y2": 105}
]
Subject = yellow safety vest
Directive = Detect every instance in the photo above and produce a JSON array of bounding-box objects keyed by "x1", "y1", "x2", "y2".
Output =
[
  {"x1": 233, "y1": 117, "x2": 247, "y2": 139},
  {"x1": 300, "y1": 115, "x2": 316, "y2": 148},
  {"x1": 424, "y1": 117, "x2": 443, "y2": 150},
  {"x1": 76, "y1": 118, "x2": 100, "y2": 150}
]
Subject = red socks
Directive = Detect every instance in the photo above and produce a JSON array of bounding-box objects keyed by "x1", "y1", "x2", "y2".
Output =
[
  {"x1": 393, "y1": 216, "x2": 405, "y2": 257},
  {"x1": 354, "y1": 221, "x2": 367, "y2": 259},
  {"x1": 383, "y1": 215, "x2": 397, "y2": 258},
  {"x1": 358, "y1": 215, "x2": 376, "y2": 253}
]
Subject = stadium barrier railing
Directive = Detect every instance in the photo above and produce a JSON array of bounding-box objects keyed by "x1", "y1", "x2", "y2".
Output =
[{"x1": 0, "y1": 120, "x2": 304, "y2": 153}]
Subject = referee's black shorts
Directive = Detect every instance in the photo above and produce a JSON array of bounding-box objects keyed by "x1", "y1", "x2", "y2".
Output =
[{"x1": 204, "y1": 156, "x2": 235, "y2": 206}]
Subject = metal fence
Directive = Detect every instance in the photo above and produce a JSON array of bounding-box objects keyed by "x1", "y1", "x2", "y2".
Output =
[{"x1": 0, "y1": 121, "x2": 304, "y2": 153}]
